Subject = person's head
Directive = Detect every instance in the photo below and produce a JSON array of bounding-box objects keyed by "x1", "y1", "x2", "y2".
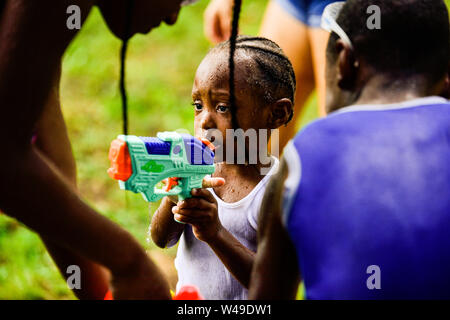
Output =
[
  {"x1": 325, "y1": 0, "x2": 450, "y2": 113},
  {"x1": 192, "y1": 36, "x2": 296, "y2": 159},
  {"x1": 97, "y1": 0, "x2": 184, "y2": 40}
]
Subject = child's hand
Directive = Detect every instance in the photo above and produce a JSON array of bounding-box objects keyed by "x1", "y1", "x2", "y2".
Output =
[
  {"x1": 166, "y1": 177, "x2": 225, "y2": 204},
  {"x1": 172, "y1": 188, "x2": 222, "y2": 243}
]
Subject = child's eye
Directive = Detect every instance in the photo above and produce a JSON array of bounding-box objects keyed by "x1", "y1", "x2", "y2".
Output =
[
  {"x1": 192, "y1": 102, "x2": 203, "y2": 111},
  {"x1": 216, "y1": 105, "x2": 230, "y2": 113}
]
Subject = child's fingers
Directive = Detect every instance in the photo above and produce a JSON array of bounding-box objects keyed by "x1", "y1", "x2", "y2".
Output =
[
  {"x1": 202, "y1": 177, "x2": 225, "y2": 188},
  {"x1": 190, "y1": 188, "x2": 216, "y2": 202},
  {"x1": 177, "y1": 197, "x2": 212, "y2": 210},
  {"x1": 173, "y1": 213, "x2": 193, "y2": 224},
  {"x1": 172, "y1": 206, "x2": 210, "y2": 219},
  {"x1": 173, "y1": 212, "x2": 207, "y2": 224}
]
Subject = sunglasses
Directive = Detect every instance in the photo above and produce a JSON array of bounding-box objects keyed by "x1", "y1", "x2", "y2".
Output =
[{"x1": 321, "y1": 2, "x2": 354, "y2": 49}]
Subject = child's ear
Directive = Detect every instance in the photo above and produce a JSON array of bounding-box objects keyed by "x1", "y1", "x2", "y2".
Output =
[
  {"x1": 336, "y1": 39, "x2": 359, "y2": 90},
  {"x1": 268, "y1": 98, "x2": 293, "y2": 129}
]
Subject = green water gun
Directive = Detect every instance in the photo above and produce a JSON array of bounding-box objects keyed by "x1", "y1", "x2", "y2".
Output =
[{"x1": 107, "y1": 131, "x2": 216, "y2": 202}]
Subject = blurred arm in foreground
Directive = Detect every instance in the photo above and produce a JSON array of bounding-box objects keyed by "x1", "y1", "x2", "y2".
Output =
[{"x1": 0, "y1": 0, "x2": 183, "y2": 299}]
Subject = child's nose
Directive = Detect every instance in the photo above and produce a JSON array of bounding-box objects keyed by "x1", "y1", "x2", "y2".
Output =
[{"x1": 200, "y1": 112, "x2": 216, "y2": 130}]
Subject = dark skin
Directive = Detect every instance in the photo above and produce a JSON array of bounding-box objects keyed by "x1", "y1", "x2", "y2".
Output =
[
  {"x1": 33, "y1": 71, "x2": 110, "y2": 299},
  {"x1": 0, "y1": 0, "x2": 184, "y2": 299},
  {"x1": 441, "y1": 67, "x2": 450, "y2": 99},
  {"x1": 325, "y1": 40, "x2": 448, "y2": 114},
  {"x1": 248, "y1": 39, "x2": 448, "y2": 299},
  {"x1": 97, "y1": 0, "x2": 181, "y2": 39},
  {"x1": 150, "y1": 50, "x2": 292, "y2": 288}
]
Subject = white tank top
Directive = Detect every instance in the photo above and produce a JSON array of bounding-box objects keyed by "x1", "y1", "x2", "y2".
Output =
[{"x1": 174, "y1": 158, "x2": 279, "y2": 300}]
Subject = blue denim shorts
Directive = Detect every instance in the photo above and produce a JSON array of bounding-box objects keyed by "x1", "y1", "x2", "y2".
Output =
[{"x1": 275, "y1": 0, "x2": 342, "y2": 27}]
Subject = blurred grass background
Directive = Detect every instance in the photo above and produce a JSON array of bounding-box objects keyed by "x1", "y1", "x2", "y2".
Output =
[{"x1": 1, "y1": 0, "x2": 448, "y2": 299}]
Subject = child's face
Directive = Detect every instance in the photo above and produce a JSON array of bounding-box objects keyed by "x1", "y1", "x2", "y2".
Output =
[{"x1": 192, "y1": 51, "x2": 272, "y2": 156}]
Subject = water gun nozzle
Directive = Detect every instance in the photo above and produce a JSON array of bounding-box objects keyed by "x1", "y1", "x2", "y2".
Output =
[{"x1": 107, "y1": 138, "x2": 132, "y2": 181}]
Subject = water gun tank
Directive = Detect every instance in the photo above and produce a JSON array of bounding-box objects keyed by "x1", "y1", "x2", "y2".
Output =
[{"x1": 139, "y1": 137, "x2": 171, "y2": 155}]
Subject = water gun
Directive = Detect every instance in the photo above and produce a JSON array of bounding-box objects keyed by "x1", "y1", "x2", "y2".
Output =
[{"x1": 107, "y1": 131, "x2": 215, "y2": 202}]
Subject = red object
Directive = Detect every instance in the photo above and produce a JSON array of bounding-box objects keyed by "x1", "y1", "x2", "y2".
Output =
[
  {"x1": 104, "y1": 290, "x2": 113, "y2": 300},
  {"x1": 173, "y1": 285, "x2": 203, "y2": 300},
  {"x1": 200, "y1": 138, "x2": 215, "y2": 151},
  {"x1": 108, "y1": 139, "x2": 132, "y2": 181},
  {"x1": 103, "y1": 286, "x2": 202, "y2": 300},
  {"x1": 162, "y1": 177, "x2": 180, "y2": 192}
]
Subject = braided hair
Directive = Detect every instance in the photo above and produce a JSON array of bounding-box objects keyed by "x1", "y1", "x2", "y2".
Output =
[
  {"x1": 119, "y1": 0, "x2": 135, "y2": 136},
  {"x1": 228, "y1": 0, "x2": 242, "y2": 129},
  {"x1": 212, "y1": 35, "x2": 297, "y2": 125}
]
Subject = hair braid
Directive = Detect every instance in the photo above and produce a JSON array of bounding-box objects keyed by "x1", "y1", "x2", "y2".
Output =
[
  {"x1": 119, "y1": 0, "x2": 135, "y2": 136},
  {"x1": 229, "y1": 0, "x2": 242, "y2": 129}
]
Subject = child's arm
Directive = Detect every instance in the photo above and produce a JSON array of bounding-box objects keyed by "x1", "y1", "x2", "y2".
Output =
[
  {"x1": 207, "y1": 224, "x2": 256, "y2": 289},
  {"x1": 150, "y1": 196, "x2": 186, "y2": 248},
  {"x1": 172, "y1": 188, "x2": 255, "y2": 288}
]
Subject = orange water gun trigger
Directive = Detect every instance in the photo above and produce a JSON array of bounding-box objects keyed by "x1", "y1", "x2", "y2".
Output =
[{"x1": 162, "y1": 177, "x2": 180, "y2": 192}]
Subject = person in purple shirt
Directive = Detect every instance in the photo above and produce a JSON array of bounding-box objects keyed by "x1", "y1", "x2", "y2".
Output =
[{"x1": 249, "y1": 0, "x2": 450, "y2": 299}]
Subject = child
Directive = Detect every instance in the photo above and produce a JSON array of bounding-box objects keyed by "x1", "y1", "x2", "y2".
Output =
[{"x1": 150, "y1": 35, "x2": 296, "y2": 300}]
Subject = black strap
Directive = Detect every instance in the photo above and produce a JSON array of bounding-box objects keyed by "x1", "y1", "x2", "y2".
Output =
[
  {"x1": 119, "y1": 0, "x2": 135, "y2": 136},
  {"x1": 229, "y1": 0, "x2": 242, "y2": 130}
]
